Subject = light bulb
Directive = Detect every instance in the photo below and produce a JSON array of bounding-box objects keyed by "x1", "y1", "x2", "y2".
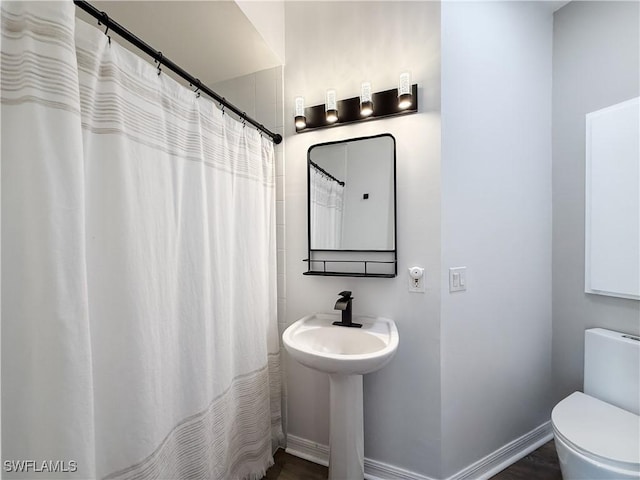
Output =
[
  {"x1": 398, "y1": 72, "x2": 413, "y2": 110},
  {"x1": 294, "y1": 96, "x2": 306, "y2": 129},
  {"x1": 326, "y1": 89, "x2": 338, "y2": 123},
  {"x1": 360, "y1": 82, "x2": 373, "y2": 117}
]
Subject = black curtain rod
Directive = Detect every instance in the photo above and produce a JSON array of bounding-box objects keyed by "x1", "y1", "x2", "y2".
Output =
[
  {"x1": 73, "y1": 0, "x2": 283, "y2": 145},
  {"x1": 310, "y1": 161, "x2": 345, "y2": 186}
]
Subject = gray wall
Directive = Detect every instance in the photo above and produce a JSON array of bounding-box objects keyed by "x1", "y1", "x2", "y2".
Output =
[
  {"x1": 552, "y1": 1, "x2": 640, "y2": 405},
  {"x1": 441, "y1": 2, "x2": 553, "y2": 476}
]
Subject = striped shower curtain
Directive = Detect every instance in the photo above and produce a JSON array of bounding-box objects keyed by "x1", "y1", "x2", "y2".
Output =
[
  {"x1": 310, "y1": 166, "x2": 345, "y2": 250},
  {"x1": 1, "y1": 1, "x2": 282, "y2": 478}
]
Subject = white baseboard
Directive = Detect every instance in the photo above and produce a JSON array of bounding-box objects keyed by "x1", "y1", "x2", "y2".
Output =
[
  {"x1": 285, "y1": 434, "x2": 329, "y2": 467},
  {"x1": 285, "y1": 434, "x2": 437, "y2": 480},
  {"x1": 365, "y1": 457, "x2": 437, "y2": 480},
  {"x1": 446, "y1": 421, "x2": 553, "y2": 480},
  {"x1": 285, "y1": 421, "x2": 553, "y2": 480}
]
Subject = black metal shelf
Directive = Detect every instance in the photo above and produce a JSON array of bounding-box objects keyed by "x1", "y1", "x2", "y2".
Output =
[
  {"x1": 303, "y1": 258, "x2": 397, "y2": 278},
  {"x1": 303, "y1": 271, "x2": 396, "y2": 278}
]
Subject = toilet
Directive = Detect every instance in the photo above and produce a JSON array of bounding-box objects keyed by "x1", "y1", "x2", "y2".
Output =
[{"x1": 551, "y1": 328, "x2": 640, "y2": 479}]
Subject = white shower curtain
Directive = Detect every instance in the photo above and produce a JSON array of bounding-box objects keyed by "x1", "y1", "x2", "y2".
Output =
[
  {"x1": 310, "y1": 166, "x2": 344, "y2": 250},
  {"x1": 1, "y1": 2, "x2": 282, "y2": 479}
]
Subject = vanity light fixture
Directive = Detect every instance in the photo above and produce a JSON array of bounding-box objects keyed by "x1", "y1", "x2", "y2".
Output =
[
  {"x1": 397, "y1": 71, "x2": 413, "y2": 110},
  {"x1": 325, "y1": 89, "x2": 338, "y2": 123},
  {"x1": 294, "y1": 96, "x2": 306, "y2": 129},
  {"x1": 360, "y1": 82, "x2": 373, "y2": 117},
  {"x1": 294, "y1": 78, "x2": 418, "y2": 133}
]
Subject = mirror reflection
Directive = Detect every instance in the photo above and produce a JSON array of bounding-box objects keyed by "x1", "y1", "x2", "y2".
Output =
[{"x1": 308, "y1": 134, "x2": 396, "y2": 251}]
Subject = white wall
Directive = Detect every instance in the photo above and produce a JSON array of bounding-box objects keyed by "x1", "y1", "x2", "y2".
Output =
[
  {"x1": 342, "y1": 138, "x2": 395, "y2": 250},
  {"x1": 284, "y1": 2, "x2": 442, "y2": 477},
  {"x1": 440, "y1": 2, "x2": 553, "y2": 476},
  {"x1": 212, "y1": 66, "x2": 284, "y2": 141},
  {"x1": 552, "y1": 1, "x2": 640, "y2": 404},
  {"x1": 234, "y1": 0, "x2": 285, "y2": 65}
]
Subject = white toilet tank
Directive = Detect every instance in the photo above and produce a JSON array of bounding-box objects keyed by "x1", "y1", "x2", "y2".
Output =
[{"x1": 584, "y1": 328, "x2": 640, "y2": 415}]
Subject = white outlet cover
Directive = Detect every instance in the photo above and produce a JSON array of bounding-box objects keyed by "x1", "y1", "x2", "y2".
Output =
[{"x1": 408, "y1": 266, "x2": 425, "y2": 293}]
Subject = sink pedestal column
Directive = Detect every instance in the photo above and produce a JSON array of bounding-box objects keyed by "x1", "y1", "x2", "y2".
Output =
[{"x1": 328, "y1": 373, "x2": 364, "y2": 480}]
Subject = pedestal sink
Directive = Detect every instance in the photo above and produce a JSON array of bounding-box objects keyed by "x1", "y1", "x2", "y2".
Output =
[{"x1": 282, "y1": 313, "x2": 399, "y2": 480}]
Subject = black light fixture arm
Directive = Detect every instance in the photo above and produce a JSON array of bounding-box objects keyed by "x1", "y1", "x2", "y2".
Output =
[{"x1": 73, "y1": 0, "x2": 283, "y2": 145}]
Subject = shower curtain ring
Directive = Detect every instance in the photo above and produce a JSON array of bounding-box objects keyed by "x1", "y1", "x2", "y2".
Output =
[
  {"x1": 156, "y1": 52, "x2": 163, "y2": 76},
  {"x1": 221, "y1": 99, "x2": 226, "y2": 115},
  {"x1": 193, "y1": 80, "x2": 201, "y2": 98},
  {"x1": 242, "y1": 114, "x2": 246, "y2": 128},
  {"x1": 99, "y1": 12, "x2": 111, "y2": 45}
]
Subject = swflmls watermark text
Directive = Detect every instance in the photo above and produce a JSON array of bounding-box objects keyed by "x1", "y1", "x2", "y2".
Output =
[{"x1": 4, "y1": 460, "x2": 78, "y2": 473}]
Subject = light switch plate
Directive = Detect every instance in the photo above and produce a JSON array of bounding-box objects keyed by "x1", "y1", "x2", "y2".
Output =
[{"x1": 449, "y1": 267, "x2": 467, "y2": 292}]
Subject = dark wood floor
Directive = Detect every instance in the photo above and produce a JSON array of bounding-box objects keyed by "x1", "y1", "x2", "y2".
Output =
[
  {"x1": 262, "y1": 449, "x2": 328, "y2": 480},
  {"x1": 262, "y1": 440, "x2": 561, "y2": 480},
  {"x1": 491, "y1": 441, "x2": 562, "y2": 480},
  {"x1": 491, "y1": 440, "x2": 562, "y2": 480}
]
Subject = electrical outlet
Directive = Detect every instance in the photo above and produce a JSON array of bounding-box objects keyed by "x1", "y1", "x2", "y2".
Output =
[{"x1": 408, "y1": 266, "x2": 425, "y2": 293}]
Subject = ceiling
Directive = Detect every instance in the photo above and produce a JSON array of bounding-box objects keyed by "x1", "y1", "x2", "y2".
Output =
[
  {"x1": 549, "y1": 1, "x2": 571, "y2": 12},
  {"x1": 74, "y1": 1, "x2": 571, "y2": 88},
  {"x1": 75, "y1": 1, "x2": 282, "y2": 86}
]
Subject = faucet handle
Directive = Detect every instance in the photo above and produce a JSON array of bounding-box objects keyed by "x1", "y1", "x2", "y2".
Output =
[{"x1": 338, "y1": 290, "x2": 352, "y2": 299}]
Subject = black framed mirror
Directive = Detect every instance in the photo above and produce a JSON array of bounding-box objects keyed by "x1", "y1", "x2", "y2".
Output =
[{"x1": 303, "y1": 134, "x2": 397, "y2": 277}]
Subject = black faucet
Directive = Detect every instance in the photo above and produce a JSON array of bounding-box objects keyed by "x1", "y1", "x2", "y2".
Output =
[{"x1": 332, "y1": 291, "x2": 362, "y2": 328}]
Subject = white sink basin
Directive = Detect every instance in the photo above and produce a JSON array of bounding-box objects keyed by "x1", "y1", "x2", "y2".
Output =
[{"x1": 282, "y1": 313, "x2": 399, "y2": 375}]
